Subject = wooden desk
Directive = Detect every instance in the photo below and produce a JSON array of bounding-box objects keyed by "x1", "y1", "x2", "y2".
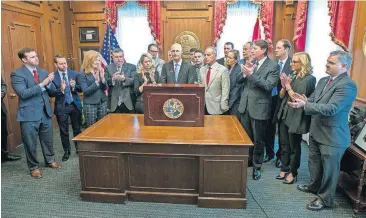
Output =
[{"x1": 73, "y1": 114, "x2": 253, "y2": 208}]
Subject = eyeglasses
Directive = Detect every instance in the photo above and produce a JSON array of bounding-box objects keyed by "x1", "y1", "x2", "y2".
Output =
[{"x1": 291, "y1": 60, "x2": 301, "y2": 64}]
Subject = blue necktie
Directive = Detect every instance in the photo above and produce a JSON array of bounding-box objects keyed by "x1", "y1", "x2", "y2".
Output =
[
  {"x1": 62, "y1": 73, "x2": 72, "y2": 104},
  {"x1": 272, "y1": 61, "x2": 283, "y2": 96},
  {"x1": 279, "y1": 61, "x2": 284, "y2": 72},
  {"x1": 174, "y1": 63, "x2": 179, "y2": 83}
]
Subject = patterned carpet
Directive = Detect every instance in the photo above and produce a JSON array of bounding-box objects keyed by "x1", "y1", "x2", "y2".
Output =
[{"x1": 1, "y1": 129, "x2": 362, "y2": 218}]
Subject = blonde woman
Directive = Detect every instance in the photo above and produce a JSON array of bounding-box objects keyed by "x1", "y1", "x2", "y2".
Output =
[
  {"x1": 79, "y1": 50, "x2": 108, "y2": 127},
  {"x1": 134, "y1": 53, "x2": 158, "y2": 114},
  {"x1": 276, "y1": 52, "x2": 316, "y2": 184}
]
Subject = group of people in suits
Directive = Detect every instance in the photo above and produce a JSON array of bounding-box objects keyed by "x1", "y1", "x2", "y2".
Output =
[{"x1": 4, "y1": 37, "x2": 357, "y2": 211}]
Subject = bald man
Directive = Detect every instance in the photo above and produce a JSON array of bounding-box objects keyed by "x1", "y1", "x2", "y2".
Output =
[{"x1": 159, "y1": 43, "x2": 196, "y2": 84}]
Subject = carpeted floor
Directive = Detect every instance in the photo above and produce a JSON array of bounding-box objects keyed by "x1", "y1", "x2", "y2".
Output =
[{"x1": 1, "y1": 129, "x2": 362, "y2": 218}]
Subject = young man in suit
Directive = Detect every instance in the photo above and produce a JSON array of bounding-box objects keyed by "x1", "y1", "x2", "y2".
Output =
[
  {"x1": 264, "y1": 39, "x2": 293, "y2": 167},
  {"x1": 147, "y1": 44, "x2": 165, "y2": 79},
  {"x1": 1, "y1": 78, "x2": 21, "y2": 163},
  {"x1": 160, "y1": 43, "x2": 196, "y2": 84},
  {"x1": 217, "y1": 42, "x2": 234, "y2": 67},
  {"x1": 11, "y1": 48, "x2": 61, "y2": 179},
  {"x1": 104, "y1": 48, "x2": 136, "y2": 113},
  {"x1": 200, "y1": 46, "x2": 230, "y2": 115},
  {"x1": 238, "y1": 40, "x2": 280, "y2": 180},
  {"x1": 49, "y1": 55, "x2": 82, "y2": 162},
  {"x1": 193, "y1": 49, "x2": 205, "y2": 84},
  {"x1": 289, "y1": 50, "x2": 357, "y2": 211}
]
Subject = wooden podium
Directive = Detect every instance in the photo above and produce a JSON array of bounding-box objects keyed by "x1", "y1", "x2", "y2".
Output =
[{"x1": 143, "y1": 84, "x2": 205, "y2": 127}]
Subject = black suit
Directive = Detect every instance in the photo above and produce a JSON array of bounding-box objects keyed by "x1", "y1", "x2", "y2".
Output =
[
  {"x1": 1, "y1": 79, "x2": 8, "y2": 159},
  {"x1": 49, "y1": 70, "x2": 82, "y2": 153},
  {"x1": 217, "y1": 57, "x2": 225, "y2": 66},
  {"x1": 159, "y1": 60, "x2": 195, "y2": 84},
  {"x1": 228, "y1": 63, "x2": 243, "y2": 120},
  {"x1": 265, "y1": 57, "x2": 292, "y2": 159}
]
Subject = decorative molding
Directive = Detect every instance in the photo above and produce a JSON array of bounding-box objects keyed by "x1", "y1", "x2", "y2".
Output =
[
  {"x1": 166, "y1": 16, "x2": 210, "y2": 22},
  {"x1": 22, "y1": 1, "x2": 41, "y2": 7},
  {"x1": 163, "y1": 1, "x2": 211, "y2": 11},
  {"x1": 1, "y1": 4, "x2": 43, "y2": 17},
  {"x1": 9, "y1": 21, "x2": 35, "y2": 32}
]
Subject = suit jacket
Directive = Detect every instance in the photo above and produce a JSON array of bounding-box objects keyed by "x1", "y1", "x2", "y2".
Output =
[
  {"x1": 104, "y1": 63, "x2": 136, "y2": 111},
  {"x1": 49, "y1": 70, "x2": 82, "y2": 115},
  {"x1": 79, "y1": 72, "x2": 108, "y2": 105},
  {"x1": 200, "y1": 62, "x2": 230, "y2": 115},
  {"x1": 11, "y1": 65, "x2": 55, "y2": 121},
  {"x1": 217, "y1": 57, "x2": 225, "y2": 66},
  {"x1": 228, "y1": 63, "x2": 243, "y2": 109},
  {"x1": 277, "y1": 74, "x2": 316, "y2": 134},
  {"x1": 1, "y1": 78, "x2": 7, "y2": 114},
  {"x1": 154, "y1": 58, "x2": 165, "y2": 80},
  {"x1": 305, "y1": 73, "x2": 357, "y2": 148},
  {"x1": 159, "y1": 60, "x2": 195, "y2": 84},
  {"x1": 134, "y1": 72, "x2": 159, "y2": 104},
  {"x1": 238, "y1": 57, "x2": 280, "y2": 120}
]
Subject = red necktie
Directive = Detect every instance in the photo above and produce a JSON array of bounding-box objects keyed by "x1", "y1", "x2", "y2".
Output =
[
  {"x1": 206, "y1": 67, "x2": 211, "y2": 86},
  {"x1": 325, "y1": 77, "x2": 333, "y2": 87},
  {"x1": 33, "y1": 70, "x2": 40, "y2": 84}
]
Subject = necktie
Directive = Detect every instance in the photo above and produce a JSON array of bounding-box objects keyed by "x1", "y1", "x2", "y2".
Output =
[
  {"x1": 33, "y1": 70, "x2": 40, "y2": 84},
  {"x1": 174, "y1": 63, "x2": 179, "y2": 83},
  {"x1": 279, "y1": 61, "x2": 284, "y2": 72},
  {"x1": 206, "y1": 67, "x2": 211, "y2": 86},
  {"x1": 62, "y1": 73, "x2": 72, "y2": 104},
  {"x1": 325, "y1": 77, "x2": 333, "y2": 87}
]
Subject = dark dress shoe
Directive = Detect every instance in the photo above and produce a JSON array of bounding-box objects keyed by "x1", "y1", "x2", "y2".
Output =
[
  {"x1": 2, "y1": 154, "x2": 21, "y2": 162},
  {"x1": 275, "y1": 158, "x2": 283, "y2": 168},
  {"x1": 263, "y1": 155, "x2": 274, "y2": 163},
  {"x1": 297, "y1": 184, "x2": 316, "y2": 194},
  {"x1": 276, "y1": 172, "x2": 288, "y2": 180},
  {"x1": 252, "y1": 168, "x2": 261, "y2": 180},
  {"x1": 62, "y1": 152, "x2": 71, "y2": 162},
  {"x1": 306, "y1": 198, "x2": 325, "y2": 211},
  {"x1": 283, "y1": 174, "x2": 297, "y2": 184},
  {"x1": 30, "y1": 169, "x2": 42, "y2": 179}
]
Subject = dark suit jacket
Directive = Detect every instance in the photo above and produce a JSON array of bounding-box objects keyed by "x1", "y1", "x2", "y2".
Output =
[
  {"x1": 277, "y1": 74, "x2": 316, "y2": 134},
  {"x1": 79, "y1": 72, "x2": 108, "y2": 105},
  {"x1": 11, "y1": 66, "x2": 55, "y2": 121},
  {"x1": 217, "y1": 57, "x2": 225, "y2": 66},
  {"x1": 228, "y1": 63, "x2": 243, "y2": 109},
  {"x1": 104, "y1": 62, "x2": 136, "y2": 111},
  {"x1": 159, "y1": 60, "x2": 195, "y2": 84},
  {"x1": 49, "y1": 70, "x2": 82, "y2": 115},
  {"x1": 1, "y1": 78, "x2": 7, "y2": 114},
  {"x1": 238, "y1": 57, "x2": 280, "y2": 120},
  {"x1": 305, "y1": 73, "x2": 357, "y2": 148}
]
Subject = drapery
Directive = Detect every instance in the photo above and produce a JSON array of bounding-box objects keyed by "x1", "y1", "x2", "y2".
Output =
[
  {"x1": 328, "y1": 0, "x2": 355, "y2": 51},
  {"x1": 216, "y1": 1, "x2": 259, "y2": 58},
  {"x1": 293, "y1": 0, "x2": 309, "y2": 52},
  {"x1": 259, "y1": 0, "x2": 274, "y2": 50},
  {"x1": 115, "y1": 2, "x2": 155, "y2": 65},
  {"x1": 105, "y1": 0, "x2": 161, "y2": 49},
  {"x1": 213, "y1": 0, "x2": 228, "y2": 46}
]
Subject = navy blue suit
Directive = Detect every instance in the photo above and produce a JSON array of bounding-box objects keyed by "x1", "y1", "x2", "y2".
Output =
[
  {"x1": 11, "y1": 65, "x2": 56, "y2": 171},
  {"x1": 49, "y1": 70, "x2": 82, "y2": 153}
]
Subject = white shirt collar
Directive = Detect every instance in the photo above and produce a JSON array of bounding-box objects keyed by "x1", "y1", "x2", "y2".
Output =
[
  {"x1": 25, "y1": 64, "x2": 36, "y2": 74},
  {"x1": 173, "y1": 59, "x2": 182, "y2": 66},
  {"x1": 58, "y1": 70, "x2": 68, "y2": 78},
  {"x1": 257, "y1": 56, "x2": 267, "y2": 67},
  {"x1": 278, "y1": 56, "x2": 288, "y2": 65}
]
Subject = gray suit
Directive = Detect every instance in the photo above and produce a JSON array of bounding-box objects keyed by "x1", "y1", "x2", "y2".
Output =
[
  {"x1": 11, "y1": 66, "x2": 56, "y2": 171},
  {"x1": 160, "y1": 60, "x2": 195, "y2": 84},
  {"x1": 238, "y1": 57, "x2": 280, "y2": 169},
  {"x1": 104, "y1": 63, "x2": 136, "y2": 112},
  {"x1": 200, "y1": 62, "x2": 230, "y2": 115},
  {"x1": 305, "y1": 73, "x2": 357, "y2": 207},
  {"x1": 228, "y1": 63, "x2": 243, "y2": 120},
  {"x1": 154, "y1": 58, "x2": 165, "y2": 80}
]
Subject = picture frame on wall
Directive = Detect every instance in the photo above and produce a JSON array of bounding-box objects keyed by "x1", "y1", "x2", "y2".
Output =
[
  {"x1": 355, "y1": 122, "x2": 366, "y2": 152},
  {"x1": 79, "y1": 47, "x2": 100, "y2": 67},
  {"x1": 79, "y1": 27, "x2": 99, "y2": 43}
]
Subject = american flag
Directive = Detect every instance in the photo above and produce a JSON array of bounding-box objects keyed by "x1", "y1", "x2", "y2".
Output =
[{"x1": 100, "y1": 24, "x2": 121, "y2": 67}]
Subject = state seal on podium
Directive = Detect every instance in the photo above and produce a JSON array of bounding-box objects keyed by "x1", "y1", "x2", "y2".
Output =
[{"x1": 163, "y1": 98, "x2": 184, "y2": 119}]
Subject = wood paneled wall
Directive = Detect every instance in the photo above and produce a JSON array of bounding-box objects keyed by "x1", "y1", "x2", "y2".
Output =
[
  {"x1": 350, "y1": 1, "x2": 366, "y2": 106},
  {"x1": 1, "y1": 1, "x2": 68, "y2": 149}
]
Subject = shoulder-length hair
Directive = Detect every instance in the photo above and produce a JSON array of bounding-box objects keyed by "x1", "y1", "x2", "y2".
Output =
[
  {"x1": 293, "y1": 52, "x2": 313, "y2": 78},
  {"x1": 82, "y1": 50, "x2": 100, "y2": 74},
  {"x1": 137, "y1": 53, "x2": 155, "y2": 75}
]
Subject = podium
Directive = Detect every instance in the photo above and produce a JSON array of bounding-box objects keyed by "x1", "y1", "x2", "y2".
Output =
[{"x1": 143, "y1": 84, "x2": 205, "y2": 127}]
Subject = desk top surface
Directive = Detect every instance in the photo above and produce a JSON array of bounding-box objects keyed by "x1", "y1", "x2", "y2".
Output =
[{"x1": 74, "y1": 114, "x2": 252, "y2": 146}]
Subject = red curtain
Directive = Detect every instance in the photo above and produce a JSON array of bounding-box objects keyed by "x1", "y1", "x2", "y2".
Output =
[
  {"x1": 105, "y1": 0, "x2": 161, "y2": 49},
  {"x1": 213, "y1": 0, "x2": 228, "y2": 46},
  {"x1": 252, "y1": 16, "x2": 261, "y2": 41},
  {"x1": 259, "y1": 0, "x2": 274, "y2": 51},
  {"x1": 292, "y1": 0, "x2": 309, "y2": 52},
  {"x1": 328, "y1": 0, "x2": 355, "y2": 51}
]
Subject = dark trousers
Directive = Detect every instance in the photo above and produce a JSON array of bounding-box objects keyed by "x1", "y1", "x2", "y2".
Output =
[
  {"x1": 113, "y1": 103, "x2": 133, "y2": 113},
  {"x1": 229, "y1": 100, "x2": 240, "y2": 121},
  {"x1": 278, "y1": 120, "x2": 302, "y2": 176},
  {"x1": 307, "y1": 136, "x2": 347, "y2": 207},
  {"x1": 56, "y1": 103, "x2": 81, "y2": 153},
  {"x1": 264, "y1": 95, "x2": 278, "y2": 158},
  {"x1": 1, "y1": 110, "x2": 8, "y2": 159},
  {"x1": 240, "y1": 110, "x2": 268, "y2": 169},
  {"x1": 20, "y1": 110, "x2": 55, "y2": 171}
]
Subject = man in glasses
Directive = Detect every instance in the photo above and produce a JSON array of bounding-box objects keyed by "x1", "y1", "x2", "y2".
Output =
[{"x1": 148, "y1": 43, "x2": 165, "y2": 79}]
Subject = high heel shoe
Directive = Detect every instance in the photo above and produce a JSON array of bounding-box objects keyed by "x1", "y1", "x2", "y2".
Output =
[
  {"x1": 283, "y1": 174, "x2": 297, "y2": 184},
  {"x1": 276, "y1": 172, "x2": 288, "y2": 180}
]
